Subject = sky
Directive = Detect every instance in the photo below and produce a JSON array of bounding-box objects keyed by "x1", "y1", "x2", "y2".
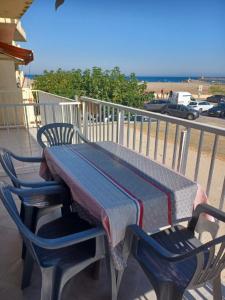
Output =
[{"x1": 21, "y1": 0, "x2": 225, "y2": 76}]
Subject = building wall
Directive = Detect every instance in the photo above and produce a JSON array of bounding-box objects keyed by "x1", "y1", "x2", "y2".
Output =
[{"x1": 0, "y1": 60, "x2": 24, "y2": 125}]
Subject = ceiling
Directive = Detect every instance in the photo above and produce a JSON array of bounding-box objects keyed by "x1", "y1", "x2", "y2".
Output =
[{"x1": 0, "y1": 0, "x2": 33, "y2": 19}]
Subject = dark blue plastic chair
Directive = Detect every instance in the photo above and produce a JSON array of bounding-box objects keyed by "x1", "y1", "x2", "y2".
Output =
[
  {"x1": 0, "y1": 148, "x2": 72, "y2": 258},
  {"x1": 128, "y1": 204, "x2": 225, "y2": 300},
  {"x1": 0, "y1": 147, "x2": 59, "y2": 188},
  {"x1": 0, "y1": 183, "x2": 117, "y2": 300},
  {"x1": 0, "y1": 147, "x2": 71, "y2": 224},
  {"x1": 37, "y1": 122, "x2": 88, "y2": 149}
]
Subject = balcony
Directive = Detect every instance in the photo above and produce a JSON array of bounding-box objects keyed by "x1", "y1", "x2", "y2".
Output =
[{"x1": 0, "y1": 90, "x2": 225, "y2": 299}]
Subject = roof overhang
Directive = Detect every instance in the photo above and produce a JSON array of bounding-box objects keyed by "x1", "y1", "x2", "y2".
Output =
[
  {"x1": 0, "y1": 41, "x2": 33, "y2": 65},
  {"x1": 0, "y1": 0, "x2": 33, "y2": 19}
]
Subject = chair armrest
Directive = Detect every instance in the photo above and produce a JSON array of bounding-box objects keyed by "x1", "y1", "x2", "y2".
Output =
[
  {"x1": 128, "y1": 224, "x2": 225, "y2": 263},
  {"x1": 188, "y1": 203, "x2": 225, "y2": 232},
  {"x1": 8, "y1": 184, "x2": 68, "y2": 198},
  {"x1": 21, "y1": 223, "x2": 105, "y2": 249},
  {"x1": 77, "y1": 130, "x2": 89, "y2": 143},
  {"x1": 4, "y1": 167, "x2": 59, "y2": 188},
  {"x1": 128, "y1": 225, "x2": 175, "y2": 259},
  {"x1": 35, "y1": 227, "x2": 105, "y2": 249},
  {"x1": 15, "y1": 178, "x2": 60, "y2": 188},
  {"x1": 5, "y1": 149, "x2": 43, "y2": 163}
]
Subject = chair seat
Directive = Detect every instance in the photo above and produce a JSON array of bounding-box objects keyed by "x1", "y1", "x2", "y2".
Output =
[
  {"x1": 34, "y1": 213, "x2": 96, "y2": 268},
  {"x1": 138, "y1": 225, "x2": 204, "y2": 289}
]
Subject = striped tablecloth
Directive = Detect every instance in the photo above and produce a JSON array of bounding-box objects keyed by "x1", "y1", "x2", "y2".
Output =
[{"x1": 40, "y1": 142, "x2": 207, "y2": 262}]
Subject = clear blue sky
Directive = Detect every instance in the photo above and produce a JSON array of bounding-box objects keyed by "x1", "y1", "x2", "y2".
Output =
[{"x1": 21, "y1": 0, "x2": 225, "y2": 76}]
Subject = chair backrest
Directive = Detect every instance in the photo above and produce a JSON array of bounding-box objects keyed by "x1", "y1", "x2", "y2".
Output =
[
  {"x1": 37, "y1": 122, "x2": 88, "y2": 149},
  {"x1": 129, "y1": 224, "x2": 225, "y2": 290},
  {"x1": 188, "y1": 239, "x2": 225, "y2": 288},
  {"x1": 0, "y1": 183, "x2": 40, "y2": 262},
  {"x1": 0, "y1": 148, "x2": 19, "y2": 188}
]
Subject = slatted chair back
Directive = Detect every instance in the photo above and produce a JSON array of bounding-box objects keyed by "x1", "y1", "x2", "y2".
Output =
[
  {"x1": 37, "y1": 122, "x2": 88, "y2": 149},
  {"x1": 188, "y1": 240, "x2": 225, "y2": 288},
  {"x1": 0, "y1": 149, "x2": 19, "y2": 187},
  {"x1": 37, "y1": 123, "x2": 74, "y2": 148}
]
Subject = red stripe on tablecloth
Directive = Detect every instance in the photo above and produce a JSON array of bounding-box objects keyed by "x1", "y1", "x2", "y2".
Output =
[
  {"x1": 90, "y1": 142, "x2": 172, "y2": 225},
  {"x1": 68, "y1": 145, "x2": 144, "y2": 227}
]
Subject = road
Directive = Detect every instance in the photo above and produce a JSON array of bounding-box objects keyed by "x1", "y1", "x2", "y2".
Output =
[{"x1": 195, "y1": 114, "x2": 225, "y2": 128}]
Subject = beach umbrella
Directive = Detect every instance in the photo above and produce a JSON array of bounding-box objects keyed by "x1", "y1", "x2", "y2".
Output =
[{"x1": 55, "y1": 0, "x2": 64, "y2": 10}]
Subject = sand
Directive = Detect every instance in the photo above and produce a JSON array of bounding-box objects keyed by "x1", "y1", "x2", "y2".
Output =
[{"x1": 146, "y1": 80, "x2": 215, "y2": 98}]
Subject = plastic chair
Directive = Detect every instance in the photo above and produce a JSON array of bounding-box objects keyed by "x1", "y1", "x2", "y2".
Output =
[
  {"x1": 37, "y1": 122, "x2": 88, "y2": 149},
  {"x1": 0, "y1": 148, "x2": 72, "y2": 258},
  {"x1": 0, "y1": 147, "x2": 59, "y2": 189},
  {"x1": 0, "y1": 148, "x2": 71, "y2": 227},
  {"x1": 128, "y1": 204, "x2": 225, "y2": 300},
  {"x1": 0, "y1": 183, "x2": 117, "y2": 300}
]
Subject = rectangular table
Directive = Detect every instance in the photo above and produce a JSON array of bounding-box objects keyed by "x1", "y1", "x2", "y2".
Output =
[{"x1": 40, "y1": 141, "x2": 207, "y2": 269}]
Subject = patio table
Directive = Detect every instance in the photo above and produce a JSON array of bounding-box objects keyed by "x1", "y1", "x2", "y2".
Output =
[{"x1": 40, "y1": 141, "x2": 207, "y2": 270}]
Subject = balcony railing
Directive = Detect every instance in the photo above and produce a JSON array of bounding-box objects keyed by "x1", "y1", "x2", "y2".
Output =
[{"x1": 0, "y1": 90, "x2": 224, "y2": 212}]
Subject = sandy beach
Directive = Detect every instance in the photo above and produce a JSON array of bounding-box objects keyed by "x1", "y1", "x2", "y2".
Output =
[{"x1": 145, "y1": 80, "x2": 222, "y2": 98}]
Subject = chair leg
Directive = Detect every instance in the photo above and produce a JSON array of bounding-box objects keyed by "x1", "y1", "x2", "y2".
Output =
[
  {"x1": 61, "y1": 204, "x2": 71, "y2": 216},
  {"x1": 106, "y1": 256, "x2": 118, "y2": 300},
  {"x1": 41, "y1": 267, "x2": 69, "y2": 300},
  {"x1": 60, "y1": 189, "x2": 72, "y2": 216},
  {"x1": 212, "y1": 274, "x2": 222, "y2": 300},
  {"x1": 40, "y1": 267, "x2": 56, "y2": 300},
  {"x1": 21, "y1": 206, "x2": 35, "y2": 259},
  {"x1": 21, "y1": 252, "x2": 34, "y2": 289},
  {"x1": 156, "y1": 282, "x2": 184, "y2": 300},
  {"x1": 20, "y1": 202, "x2": 25, "y2": 222},
  {"x1": 88, "y1": 261, "x2": 101, "y2": 280}
]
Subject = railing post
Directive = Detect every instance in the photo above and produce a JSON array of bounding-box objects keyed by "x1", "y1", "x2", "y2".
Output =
[
  {"x1": 177, "y1": 128, "x2": 191, "y2": 175},
  {"x1": 77, "y1": 99, "x2": 82, "y2": 136},
  {"x1": 82, "y1": 100, "x2": 88, "y2": 138},
  {"x1": 119, "y1": 110, "x2": 124, "y2": 145},
  {"x1": 116, "y1": 110, "x2": 121, "y2": 144},
  {"x1": 219, "y1": 177, "x2": 225, "y2": 211}
]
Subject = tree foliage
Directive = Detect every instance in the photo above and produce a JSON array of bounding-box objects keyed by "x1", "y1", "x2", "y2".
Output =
[{"x1": 33, "y1": 67, "x2": 151, "y2": 108}]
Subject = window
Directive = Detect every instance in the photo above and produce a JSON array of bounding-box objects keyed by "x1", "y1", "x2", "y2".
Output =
[
  {"x1": 168, "y1": 104, "x2": 177, "y2": 109},
  {"x1": 180, "y1": 106, "x2": 187, "y2": 111},
  {"x1": 189, "y1": 102, "x2": 197, "y2": 106}
]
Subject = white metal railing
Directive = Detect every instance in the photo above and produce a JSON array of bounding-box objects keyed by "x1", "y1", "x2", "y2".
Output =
[
  {"x1": 0, "y1": 98, "x2": 80, "y2": 174},
  {"x1": 0, "y1": 90, "x2": 224, "y2": 211},
  {"x1": 79, "y1": 96, "x2": 225, "y2": 208}
]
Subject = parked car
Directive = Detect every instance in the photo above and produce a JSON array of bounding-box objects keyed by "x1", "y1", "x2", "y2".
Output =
[
  {"x1": 206, "y1": 94, "x2": 225, "y2": 103},
  {"x1": 207, "y1": 103, "x2": 225, "y2": 118},
  {"x1": 162, "y1": 104, "x2": 200, "y2": 120},
  {"x1": 144, "y1": 100, "x2": 168, "y2": 112},
  {"x1": 188, "y1": 101, "x2": 214, "y2": 112}
]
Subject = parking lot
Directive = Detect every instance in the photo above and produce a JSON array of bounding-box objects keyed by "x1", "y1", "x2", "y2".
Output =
[{"x1": 196, "y1": 114, "x2": 225, "y2": 128}]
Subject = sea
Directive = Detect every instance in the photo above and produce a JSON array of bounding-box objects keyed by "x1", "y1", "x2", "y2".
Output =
[
  {"x1": 25, "y1": 74, "x2": 225, "y2": 84},
  {"x1": 136, "y1": 76, "x2": 199, "y2": 82}
]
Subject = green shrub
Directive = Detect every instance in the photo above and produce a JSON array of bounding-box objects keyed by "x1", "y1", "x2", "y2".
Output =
[{"x1": 33, "y1": 67, "x2": 150, "y2": 108}]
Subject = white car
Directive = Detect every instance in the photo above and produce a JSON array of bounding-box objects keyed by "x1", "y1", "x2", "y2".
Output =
[{"x1": 188, "y1": 101, "x2": 214, "y2": 112}]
